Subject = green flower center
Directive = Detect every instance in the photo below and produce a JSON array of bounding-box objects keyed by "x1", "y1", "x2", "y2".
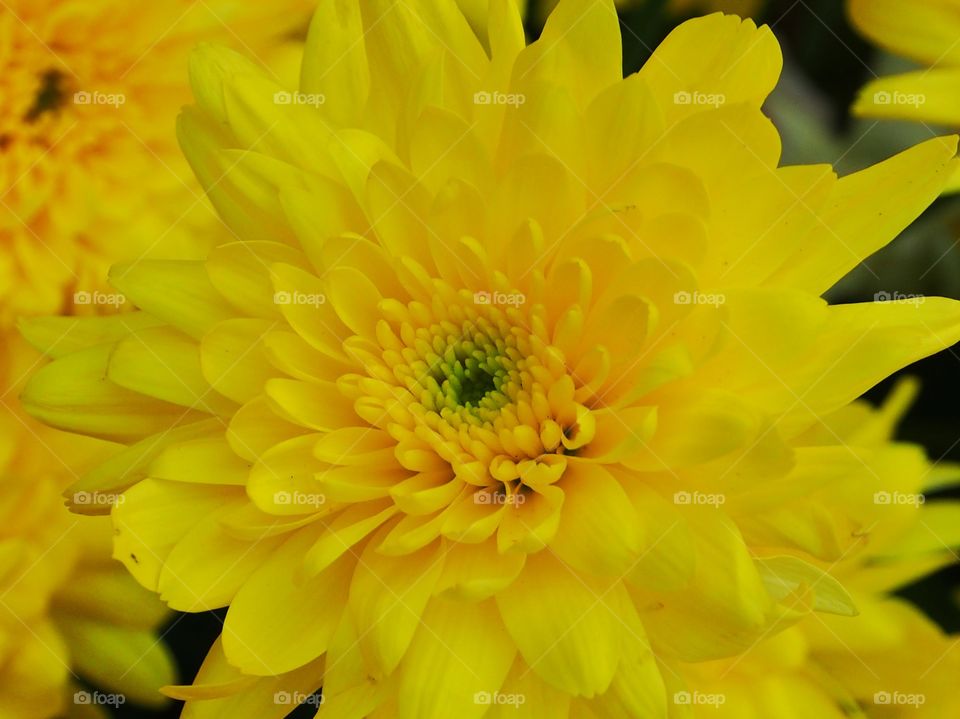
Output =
[{"x1": 356, "y1": 289, "x2": 593, "y2": 472}]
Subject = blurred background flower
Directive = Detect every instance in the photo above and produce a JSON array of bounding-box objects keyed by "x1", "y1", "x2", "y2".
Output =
[
  {"x1": 0, "y1": 331, "x2": 173, "y2": 719},
  {"x1": 0, "y1": 0, "x2": 311, "y2": 324}
]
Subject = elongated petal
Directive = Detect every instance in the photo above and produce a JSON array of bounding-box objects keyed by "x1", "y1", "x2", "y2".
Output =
[
  {"x1": 496, "y1": 551, "x2": 624, "y2": 696},
  {"x1": 398, "y1": 598, "x2": 515, "y2": 719},
  {"x1": 222, "y1": 527, "x2": 353, "y2": 675}
]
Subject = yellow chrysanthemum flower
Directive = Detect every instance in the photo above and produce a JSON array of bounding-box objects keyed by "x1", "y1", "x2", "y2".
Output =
[
  {"x1": 0, "y1": 0, "x2": 310, "y2": 324},
  {"x1": 849, "y1": 0, "x2": 960, "y2": 129},
  {"x1": 18, "y1": 1, "x2": 960, "y2": 716},
  {"x1": 677, "y1": 380, "x2": 960, "y2": 716},
  {"x1": 0, "y1": 333, "x2": 173, "y2": 719}
]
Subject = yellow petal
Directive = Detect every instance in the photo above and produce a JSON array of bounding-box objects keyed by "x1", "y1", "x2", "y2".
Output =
[
  {"x1": 113, "y1": 479, "x2": 235, "y2": 591},
  {"x1": 200, "y1": 319, "x2": 277, "y2": 404},
  {"x1": 549, "y1": 463, "x2": 643, "y2": 575},
  {"x1": 303, "y1": 502, "x2": 398, "y2": 576},
  {"x1": 222, "y1": 526, "x2": 353, "y2": 675},
  {"x1": 170, "y1": 638, "x2": 325, "y2": 719},
  {"x1": 226, "y1": 396, "x2": 307, "y2": 462},
  {"x1": 349, "y1": 534, "x2": 444, "y2": 677},
  {"x1": 247, "y1": 433, "x2": 332, "y2": 515},
  {"x1": 514, "y1": 0, "x2": 621, "y2": 109},
  {"x1": 22, "y1": 344, "x2": 203, "y2": 443},
  {"x1": 398, "y1": 598, "x2": 515, "y2": 719},
  {"x1": 496, "y1": 551, "x2": 625, "y2": 696},
  {"x1": 434, "y1": 539, "x2": 525, "y2": 601},
  {"x1": 642, "y1": 13, "x2": 780, "y2": 120},
  {"x1": 756, "y1": 555, "x2": 857, "y2": 617},
  {"x1": 158, "y1": 498, "x2": 283, "y2": 612},
  {"x1": 68, "y1": 419, "x2": 223, "y2": 514},
  {"x1": 771, "y1": 136, "x2": 959, "y2": 295},
  {"x1": 301, "y1": 0, "x2": 369, "y2": 126},
  {"x1": 853, "y1": 69, "x2": 960, "y2": 126},
  {"x1": 108, "y1": 261, "x2": 234, "y2": 339},
  {"x1": 109, "y1": 327, "x2": 236, "y2": 416},
  {"x1": 264, "y1": 378, "x2": 360, "y2": 432},
  {"x1": 641, "y1": 508, "x2": 773, "y2": 661},
  {"x1": 19, "y1": 313, "x2": 164, "y2": 359},
  {"x1": 849, "y1": 0, "x2": 960, "y2": 66},
  {"x1": 206, "y1": 241, "x2": 309, "y2": 320}
]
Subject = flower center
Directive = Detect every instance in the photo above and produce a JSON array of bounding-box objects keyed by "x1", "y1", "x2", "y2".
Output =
[
  {"x1": 349, "y1": 285, "x2": 596, "y2": 492},
  {"x1": 441, "y1": 358, "x2": 499, "y2": 408}
]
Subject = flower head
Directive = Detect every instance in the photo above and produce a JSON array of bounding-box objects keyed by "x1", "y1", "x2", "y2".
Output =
[
  {"x1": 19, "y1": 1, "x2": 960, "y2": 715},
  {"x1": 0, "y1": 0, "x2": 310, "y2": 323}
]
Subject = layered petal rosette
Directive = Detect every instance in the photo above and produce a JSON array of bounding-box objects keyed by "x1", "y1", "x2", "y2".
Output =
[{"x1": 18, "y1": 2, "x2": 960, "y2": 717}]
